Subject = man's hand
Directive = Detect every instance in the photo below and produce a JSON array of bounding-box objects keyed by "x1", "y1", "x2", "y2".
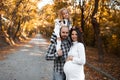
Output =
[{"x1": 57, "y1": 49, "x2": 63, "y2": 56}]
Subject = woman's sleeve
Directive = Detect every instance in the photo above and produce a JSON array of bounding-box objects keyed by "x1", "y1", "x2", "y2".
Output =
[{"x1": 72, "y1": 43, "x2": 86, "y2": 65}]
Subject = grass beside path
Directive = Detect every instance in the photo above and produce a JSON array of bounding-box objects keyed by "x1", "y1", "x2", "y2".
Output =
[{"x1": 85, "y1": 47, "x2": 120, "y2": 80}]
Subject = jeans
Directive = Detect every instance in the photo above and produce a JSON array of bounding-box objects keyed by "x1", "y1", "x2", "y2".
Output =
[{"x1": 53, "y1": 71, "x2": 66, "y2": 80}]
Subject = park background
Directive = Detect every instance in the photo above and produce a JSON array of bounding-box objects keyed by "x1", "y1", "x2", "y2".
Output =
[{"x1": 0, "y1": 0, "x2": 120, "y2": 79}]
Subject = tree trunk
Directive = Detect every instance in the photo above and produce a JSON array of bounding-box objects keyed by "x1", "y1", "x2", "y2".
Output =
[
  {"x1": 13, "y1": 19, "x2": 21, "y2": 40},
  {"x1": 0, "y1": 14, "x2": 2, "y2": 31},
  {"x1": 80, "y1": 5, "x2": 85, "y2": 32},
  {"x1": 91, "y1": 0, "x2": 104, "y2": 62}
]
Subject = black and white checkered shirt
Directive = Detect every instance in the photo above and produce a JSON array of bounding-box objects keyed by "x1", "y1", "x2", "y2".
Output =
[{"x1": 46, "y1": 34, "x2": 71, "y2": 74}]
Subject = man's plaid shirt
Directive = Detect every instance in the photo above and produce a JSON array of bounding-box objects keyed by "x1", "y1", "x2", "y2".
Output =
[{"x1": 45, "y1": 34, "x2": 71, "y2": 74}]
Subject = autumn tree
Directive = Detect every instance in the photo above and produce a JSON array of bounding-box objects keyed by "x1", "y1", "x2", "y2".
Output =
[{"x1": 0, "y1": 0, "x2": 39, "y2": 46}]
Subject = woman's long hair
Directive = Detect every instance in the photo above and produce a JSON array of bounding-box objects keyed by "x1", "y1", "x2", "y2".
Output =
[{"x1": 69, "y1": 27, "x2": 84, "y2": 44}]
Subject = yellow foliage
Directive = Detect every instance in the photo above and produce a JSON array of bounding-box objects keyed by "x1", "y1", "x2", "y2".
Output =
[
  {"x1": 103, "y1": 11, "x2": 109, "y2": 16},
  {"x1": 112, "y1": 34, "x2": 117, "y2": 40}
]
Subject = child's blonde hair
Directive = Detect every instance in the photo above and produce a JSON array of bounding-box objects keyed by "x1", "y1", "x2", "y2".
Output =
[{"x1": 58, "y1": 7, "x2": 71, "y2": 22}]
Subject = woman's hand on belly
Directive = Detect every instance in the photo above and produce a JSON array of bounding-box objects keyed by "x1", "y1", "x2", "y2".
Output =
[{"x1": 66, "y1": 55, "x2": 73, "y2": 61}]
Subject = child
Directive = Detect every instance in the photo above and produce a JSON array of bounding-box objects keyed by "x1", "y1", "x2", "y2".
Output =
[{"x1": 51, "y1": 7, "x2": 72, "y2": 52}]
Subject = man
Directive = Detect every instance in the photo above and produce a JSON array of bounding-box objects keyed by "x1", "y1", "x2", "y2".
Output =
[{"x1": 46, "y1": 26, "x2": 71, "y2": 80}]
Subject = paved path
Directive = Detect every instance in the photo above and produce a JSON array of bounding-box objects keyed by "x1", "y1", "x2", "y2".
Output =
[{"x1": 0, "y1": 34, "x2": 53, "y2": 80}]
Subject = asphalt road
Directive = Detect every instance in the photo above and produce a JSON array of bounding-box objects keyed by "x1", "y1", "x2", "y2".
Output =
[{"x1": 0, "y1": 34, "x2": 53, "y2": 80}]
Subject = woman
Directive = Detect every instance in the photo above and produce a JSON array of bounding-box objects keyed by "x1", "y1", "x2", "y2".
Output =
[{"x1": 63, "y1": 27, "x2": 86, "y2": 80}]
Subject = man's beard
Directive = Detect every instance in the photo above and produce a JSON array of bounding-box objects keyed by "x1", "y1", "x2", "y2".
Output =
[{"x1": 61, "y1": 36, "x2": 67, "y2": 40}]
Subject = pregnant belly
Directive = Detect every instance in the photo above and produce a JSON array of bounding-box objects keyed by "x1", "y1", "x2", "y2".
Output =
[
  {"x1": 64, "y1": 61, "x2": 80, "y2": 74},
  {"x1": 64, "y1": 61, "x2": 84, "y2": 80}
]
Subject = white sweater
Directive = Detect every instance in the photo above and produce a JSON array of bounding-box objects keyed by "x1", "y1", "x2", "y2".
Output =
[{"x1": 64, "y1": 41, "x2": 86, "y2": 80}]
